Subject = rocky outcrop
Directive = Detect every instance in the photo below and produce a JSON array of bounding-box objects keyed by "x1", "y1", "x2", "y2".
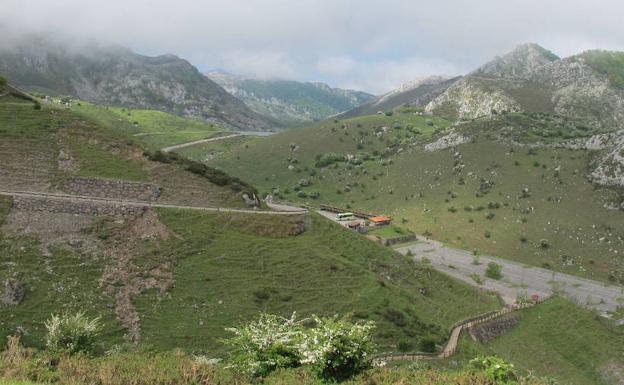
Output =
[
  {"x1": 424, "y1": 132, "x2": 470, "y2": 152},
  {"x1": 63, "y1": 177, "x2": 161, "y2": 202},
  {"x1": 590, "y1": 132, "x2": 624, "y2": 187},
  {"x1": 425, "y1": 44, "x2": 624, "y2": 129},
  {"x1": 1, "y1": 278, "x2": 25, "y2": 306},
  {"x1": 469, "y1": 314, "x2": 519, "y2": 343}
]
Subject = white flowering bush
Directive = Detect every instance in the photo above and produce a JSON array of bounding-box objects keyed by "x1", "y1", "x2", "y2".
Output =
[
  {"x1": 224, "y1": 313, "x2": 376, "y2": 380},
  {"x1": 299, "y1": 315, "x2": 376, "y2": 380},
  {"x1": 44, "y1": 311, "x2": 101, "y2": 355},
  {"x1": 224, "y1": 313, "x2": 305, "y2": 377}
]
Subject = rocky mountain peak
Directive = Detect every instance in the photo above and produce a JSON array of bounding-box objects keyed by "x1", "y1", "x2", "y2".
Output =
[{"x1": 472, "y1": 43, "x2": 560, "y2": 78}]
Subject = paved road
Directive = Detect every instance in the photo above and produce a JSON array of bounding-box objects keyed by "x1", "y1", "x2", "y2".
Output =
[
  {"x1": 161, "y1": 130, "x2": 275, "y2": 152},
  {"x1": 396, "y1": 237, "x2": 624, "y2": 312},
  {"x1": 318, "y1": 209, "x2": 624, "y2": 312},
  {"x1": 0, "y1": 190, "x2": 308, "y2": 216}
]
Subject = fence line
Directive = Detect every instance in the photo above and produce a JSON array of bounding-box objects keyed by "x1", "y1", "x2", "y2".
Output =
[{"x1": 374, "y1": 300, "x2": 544, "y2": 363}]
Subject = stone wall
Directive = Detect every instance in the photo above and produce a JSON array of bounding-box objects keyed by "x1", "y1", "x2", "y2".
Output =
[
  {"x1": 63, "y1": 177, "x2": 161, "y2": 201},
  {"x1": 13, "y1": 196, "x2": 145, "y2": 216},
  {"x1": 468, "y1": 314, "x2": 519, "y2": 343}
]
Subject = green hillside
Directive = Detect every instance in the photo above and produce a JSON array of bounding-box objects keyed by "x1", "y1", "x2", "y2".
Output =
[
  {"x1": 201, "y1": 111, "x2": 624, "y2": 284},
  {"x1": 0, "y1": 85, "x2": 501, "y2": 356}
]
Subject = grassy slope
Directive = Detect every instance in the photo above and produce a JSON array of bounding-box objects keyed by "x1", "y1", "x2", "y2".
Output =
[
  {"x1": 65, "y1": 100, "x2": 227, "y2": 150},
  {"x1": 205, "y1": 113, "x2": 624, "y2": 283},
  {"x1": 447, "y1": 298, "x2": 624, "y2": 385},
  {"x1": 134, "y1": 210, "x2": 500, "y2": 354},
  {"x1": 0, "y1": 92, "x2": 501, "y2": 356}
]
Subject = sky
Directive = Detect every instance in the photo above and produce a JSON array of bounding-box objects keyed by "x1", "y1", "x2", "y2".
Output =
[{"x1": 2, "y1": 0, "x2": 624, "y2": 94}]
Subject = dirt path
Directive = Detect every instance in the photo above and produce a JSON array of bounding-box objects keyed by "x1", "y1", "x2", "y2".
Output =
[
  {"x1": 0, "y1": 190, "x2": 308, "y2": 215},
  {"x1": 161, "y1": 130, "x2": 275, "y2": 152},
  {"x1": 396, "y1": 237, "x2": 624, "y2": 312},
  {"x1": 161, "y1": 134, "x2": 245, "y2": 152}
]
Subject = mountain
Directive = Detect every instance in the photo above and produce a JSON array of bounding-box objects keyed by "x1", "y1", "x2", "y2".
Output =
[
  {"x1": 425, "y1": 43, "x2": 624, "y2": 129},
  {"x1": 0, "y1": 37, "x2": 275, "y2": 131},
  {"x1": 337, "y1": 76, "x2": 460, "y2": 118},
  {"x1": 206, "y1": 71, "x2": 375, "y2": 124}
]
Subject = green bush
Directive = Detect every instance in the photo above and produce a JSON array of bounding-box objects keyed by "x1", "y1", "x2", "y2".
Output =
[
  {"x1": 44, "y1": 312, "x2": 101, "y2": 355},
  {"x1": 419, "y1": 336, "x2": 437, "y2": 353},
  {"x1": 470, "y1": 355, "x2": 517, "y2": 383},
  {"x1": 485, "y1": 262, "x2": 503, "y2": 280},
  {"x1": 0, "y1": 75, "x2": 6, "y2": 87}
]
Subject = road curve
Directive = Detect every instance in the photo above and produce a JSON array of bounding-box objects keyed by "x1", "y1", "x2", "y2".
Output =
[{"x1": 0, "y1": 190, "x2": 308, "y2": 216}]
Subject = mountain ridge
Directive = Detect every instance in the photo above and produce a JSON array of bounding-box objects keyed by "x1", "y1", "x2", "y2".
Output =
[
  {"x1": 0, "y1": 37, "x2": 276, "y2": 131},
  {"x1": 206, "y1": 70, "x2": 375, "y2": 124}
]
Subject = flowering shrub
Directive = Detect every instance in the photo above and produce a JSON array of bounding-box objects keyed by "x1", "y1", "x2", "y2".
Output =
[
  {"x1": 470, "y1": 355, "x2": 517, "y2": 383},
  {"x1": 299, "y1": 316, "x2": 376, "y2": 381},
  {"x1": 224, "y1": 313, "x2": 305, "y2": 377},
  {"x1": 44, "y1": 312, "x2": 101, "y2": 355},
  {"x1": 224, "y1": 313, "x2": 376, "y2": 380}
]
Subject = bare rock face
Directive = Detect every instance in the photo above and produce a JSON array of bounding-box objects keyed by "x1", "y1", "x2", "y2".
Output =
[
  {"x1": 1, "y1": 278, "x2": 25, "y2": 306},
  {"x1": 425, "y1": 44, "x2": 624, "y2": 129}
]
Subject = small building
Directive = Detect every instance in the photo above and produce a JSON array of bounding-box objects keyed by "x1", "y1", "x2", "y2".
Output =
[
  {"x1": 369, "y1": 216, "x2": 392, "y2": 226},
  {"x1": 347, "y1": 220, "x2": 363, "y2": 229}
]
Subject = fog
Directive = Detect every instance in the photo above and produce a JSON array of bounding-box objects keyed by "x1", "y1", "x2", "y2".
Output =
[{"x1": 2, "y1": 0, "x2": 623, "y2": 93}]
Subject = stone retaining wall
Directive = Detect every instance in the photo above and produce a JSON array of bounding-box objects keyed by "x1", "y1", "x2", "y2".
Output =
[
  {"x1": 469, "y1": 314, "x2": 520, "y2": 343},
  {"x1": 13, "y1": 196, "x2": 145, "y2": 216},
  {"x1": 63, "y1": 177, "x2": 161, "y2": 201}
]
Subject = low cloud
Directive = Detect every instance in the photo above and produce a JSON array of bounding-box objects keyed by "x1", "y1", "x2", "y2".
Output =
[{"x1": 2, "y1": 0, "x2": 623, "y2": 94}]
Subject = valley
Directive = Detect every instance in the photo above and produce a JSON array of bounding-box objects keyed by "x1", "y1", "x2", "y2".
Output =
[{"x1": 1, "y1": 37, "x2": 624, "y2": 385}]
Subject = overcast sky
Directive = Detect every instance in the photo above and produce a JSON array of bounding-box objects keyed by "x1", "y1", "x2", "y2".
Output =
[{"x1": 2, "y1": 0, "x2": 624, "y2": 94}]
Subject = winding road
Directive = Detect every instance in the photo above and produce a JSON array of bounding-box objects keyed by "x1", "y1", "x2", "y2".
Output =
[{"x1": 0, "y1": 190, "x2": 307, "y2": 215}]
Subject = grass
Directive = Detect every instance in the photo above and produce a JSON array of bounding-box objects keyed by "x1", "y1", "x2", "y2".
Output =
[
  {"x1": 460, "y1": 298, "x2": 624, "y2": 385},
  {"x1": 65, "y1": 99, "x2": 228, "y2": 150},
  {"x1": 132, "y1": 210, "x2": 500, "y2": 354},
  {"x1": 204, "y1": 113, "x2": 624, "y2": 284},
  {"x1": 176, "y1": 135, "x2": 255, "y2": 161},
  {"x1": 368, "y1": 224, "x2": 413, "y2": 239}
]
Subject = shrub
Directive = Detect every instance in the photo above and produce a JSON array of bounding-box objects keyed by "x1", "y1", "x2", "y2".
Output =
[
  {"x1": 300, "y1": 316, "x2": 375, "y2": 381},
  {"x1": 0, "y1": 75, "x2": 6, "y2": 87},
  {"x1": 470, "y1": 355, "x2": 517, "y2": 383},
  {"x1": 419, "y1": 336, "x2": 437, "y2": 353},
  {"x1": 44, "y1": 312, "x2": 101, "y2": 355},
  {"x1": 224, "y1": 313, "x2": 304, "y2": 377},
  {"x1": 485, "y1": 262, "x2": 503, "y2": 280}
]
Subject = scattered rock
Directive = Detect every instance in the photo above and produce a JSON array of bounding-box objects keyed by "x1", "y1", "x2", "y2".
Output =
[{"x1": 1, "y1": 278, "x2": 25, "y2": 306}]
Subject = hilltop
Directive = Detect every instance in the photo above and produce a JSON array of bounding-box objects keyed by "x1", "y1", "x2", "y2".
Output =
[
  {"x1": 207, "y1": 71, "x2": 374, "y2": 124},
  {"x1": 0, "y1": 37, "x2": 275, "y2": 131},
  {"x1": 425, "y1": 43, "x2": 624, "y2": 129}
]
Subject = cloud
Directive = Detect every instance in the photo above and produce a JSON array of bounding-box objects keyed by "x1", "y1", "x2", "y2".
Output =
[{"x1": 1, "y1": 0, "x2": 624, "y2": 93}]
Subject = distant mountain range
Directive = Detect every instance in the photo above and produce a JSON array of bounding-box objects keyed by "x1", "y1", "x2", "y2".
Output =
[
  {"x1": 206, "y1": 71, "x2": 375, "y2": 124},
  {"x1": 0, "y1": 37, "x2": 275, "y2": 131},
  {"x1": 337, "y1": 76, "x2": 460, "y2": 118}
]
